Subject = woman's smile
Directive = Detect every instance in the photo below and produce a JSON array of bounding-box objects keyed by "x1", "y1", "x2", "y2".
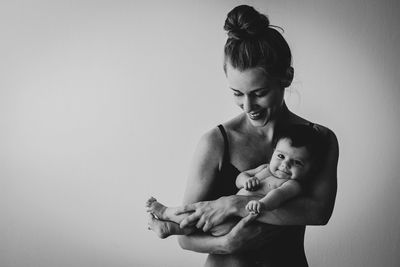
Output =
[{"x1": 248, "y1": 110, "x2": 265, "y2": 120}]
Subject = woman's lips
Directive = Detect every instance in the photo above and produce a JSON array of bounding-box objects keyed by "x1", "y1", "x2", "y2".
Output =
[{"x1": 248, "y1": 110, "x2": 264, "y2": 120}]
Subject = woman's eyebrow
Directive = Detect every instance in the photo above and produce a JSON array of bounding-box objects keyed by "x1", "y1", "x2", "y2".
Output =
[{"x1": 229, "y1": 87, "x2": 268, "y2": 93}]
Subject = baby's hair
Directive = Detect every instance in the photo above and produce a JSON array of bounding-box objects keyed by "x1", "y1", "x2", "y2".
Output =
[
  {"x1": 223, "y1": 5, "x2": 292, "y2": 82},
  {"x1": 273, "y1": 124, "x2": 326, "y2": 162}
]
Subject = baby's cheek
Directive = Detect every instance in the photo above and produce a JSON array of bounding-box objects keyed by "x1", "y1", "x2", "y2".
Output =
[
  {"x1": 269, "y1": 162, "x2": 278, "y2": 171},
  {"x1": 293, "y1": 169, "x2": 305, "y2": 179},
  {"x1": 289, "y1": 169, "x2": 298, "y2": 179}
]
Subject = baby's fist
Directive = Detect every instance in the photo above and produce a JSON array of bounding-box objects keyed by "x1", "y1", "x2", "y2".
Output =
[
  {"x1": 244, "y1": 177, "x2": 260, "y2": 191},
  {"x1": 246, "y1": 200, "x2": 262, "y2": 214}
]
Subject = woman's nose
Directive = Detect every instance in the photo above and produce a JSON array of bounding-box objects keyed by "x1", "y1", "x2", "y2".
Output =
[{"x1": 243, "y1": 95, "x2": 254, "y2": 113}]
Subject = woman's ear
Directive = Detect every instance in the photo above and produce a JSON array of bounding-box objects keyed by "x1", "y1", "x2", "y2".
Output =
[{"x1": 281, "y1": 66, "x2": 294, "y2": 88}]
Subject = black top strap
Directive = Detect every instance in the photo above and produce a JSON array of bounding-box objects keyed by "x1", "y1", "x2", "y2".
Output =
[{"x1": 217, "y1": 124, "x2": 230, "y2": 164}]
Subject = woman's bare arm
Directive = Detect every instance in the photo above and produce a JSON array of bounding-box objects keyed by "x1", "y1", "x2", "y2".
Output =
[
  {"x1": 177, "y1": 128, "x2": 232, "y2": 252},
  {"x1": 176, "y1": 128, "x2": 282, "y2": 254}
]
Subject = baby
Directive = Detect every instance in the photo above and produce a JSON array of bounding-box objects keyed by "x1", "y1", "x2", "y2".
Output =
[
  {"x1": 236, "y1": 123, "x2": 324, "y2": 214},
  {"x1": 146, "y1": 124, "x2": 324, "y2": 238}
]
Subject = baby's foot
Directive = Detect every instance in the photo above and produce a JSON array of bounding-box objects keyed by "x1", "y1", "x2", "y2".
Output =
[
  {"x1": 147, "y1": 213, "x2": 172, "y2": 239},
  {"x1": 147, "y1": 213, "x2": 194, "y2": 238},
  {"x1": 146, "y1": 197, "x2": 167, "y2": 220}
]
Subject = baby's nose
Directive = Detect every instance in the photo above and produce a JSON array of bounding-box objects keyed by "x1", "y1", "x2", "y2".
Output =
[{"x1": 280, "y1": 161, "x2": 290, "y2": 169}]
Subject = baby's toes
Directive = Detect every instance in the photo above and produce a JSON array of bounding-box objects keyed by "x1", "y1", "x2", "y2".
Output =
[{"x1": 146, "y1": 196, "x2": 157, "y2": 207}]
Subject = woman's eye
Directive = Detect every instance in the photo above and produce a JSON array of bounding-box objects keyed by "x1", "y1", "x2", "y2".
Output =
[
  {"x1": 233, "y1": 92, "x2": 243, "y2": 97},
  {"x1": 253, "y1": 88, "x2": 271, "y2": 97},
  {"x1": 255, "y1": 90, "x2": 269, "y2": 97},
  {"x1": 277, "y1": 154, "x2": 284, "y2": 159}
]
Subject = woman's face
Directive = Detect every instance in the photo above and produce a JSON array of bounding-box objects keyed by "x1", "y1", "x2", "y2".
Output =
[{"x1": 226, "y1": 63, "x2": 285, "y2": 127}]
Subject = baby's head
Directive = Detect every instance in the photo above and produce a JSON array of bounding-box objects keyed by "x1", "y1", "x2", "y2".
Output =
[{"x1": 269, "y1": 124, "x2": 324, "y2": 180}]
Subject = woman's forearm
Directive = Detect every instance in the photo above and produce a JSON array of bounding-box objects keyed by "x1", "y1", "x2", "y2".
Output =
[
  {"x1": 177, "y1": 219, "x2": 281, "y2": 254},
  {"x1": 231, "y1": 194, "x2": 330, "y2": 225},
  {"x1": 177, "y1": 233, "x2": 230, "y2": 254}
]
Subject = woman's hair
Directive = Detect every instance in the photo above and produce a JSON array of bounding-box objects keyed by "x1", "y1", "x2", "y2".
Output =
[{"x1": 223, "y1": 5, "x2": 292, "y2": 83}]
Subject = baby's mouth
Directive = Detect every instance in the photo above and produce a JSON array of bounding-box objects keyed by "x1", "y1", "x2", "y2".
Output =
[{"x1": 277, "y1": 169, "x2": 291, "y2": 176}]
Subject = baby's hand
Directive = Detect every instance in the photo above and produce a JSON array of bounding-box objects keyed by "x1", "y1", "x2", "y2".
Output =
[
  {"x1": 246, "y1": 200, "x2": 262, "y2": 214},
  {"x1": 244, "y1": 177, "x2": 260, "y2": 191}
]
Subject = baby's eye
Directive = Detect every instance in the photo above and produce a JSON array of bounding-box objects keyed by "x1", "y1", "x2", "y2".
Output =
[
  {"x1": 277, "y1": 154, "x2": 284, "y2": 159},
  {"x1": 294, "y1": 160, "x2": 304, "y2": 167}
]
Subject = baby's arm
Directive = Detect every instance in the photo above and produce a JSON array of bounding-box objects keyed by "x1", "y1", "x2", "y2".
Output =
[
  {"x1": 235, "y1": 163, "x2": 268, "y2": 191},
  {"x1": 246, "y1": 180, "x2": 301, "y2": 213}
]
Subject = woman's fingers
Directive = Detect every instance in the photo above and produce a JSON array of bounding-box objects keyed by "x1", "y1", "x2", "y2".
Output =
[
  {"x1": 196, "y1": 216, "x2": 206, "y2": 229},
  {"x1": 174, "y1": 203, "x2": 196, "y2": 215},
  {"x1": 180, "y1": 212, "x2": 201, "y2": 228},
  {"x1": 203, "y1": 219, "x2": 213, "y2": 232}
]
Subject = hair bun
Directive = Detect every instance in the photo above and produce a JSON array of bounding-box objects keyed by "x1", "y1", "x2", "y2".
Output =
[{"x1": 224, "y1": 5, "x2": 270, "y2": 40}]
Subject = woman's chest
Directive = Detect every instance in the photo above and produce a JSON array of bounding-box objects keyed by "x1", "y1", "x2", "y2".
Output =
[{"x1": 230, "y1": 138, "x2": 273, "y2": 171}]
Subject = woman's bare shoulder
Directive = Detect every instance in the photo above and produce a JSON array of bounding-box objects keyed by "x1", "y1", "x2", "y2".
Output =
[
  {"x1": 288, "y1": 111, "x2": 336, "y2": 136},
  {"x1": 198, "y1": 126, "x2": 224, "y2": 152},
  {"x1": 287, "y1": 110, "x2": 310, "y2": 125},
  {"x1": 221, "y1": 113, "x2": 247, "y2": 134},
  {"x1": 313, "y1": 123, "x2": 337, "y2": 140},
  {"x1": 196, "y1": 113, "x2": 244, "y2": 156},
  {"x1": 287, "y1": 111, "x2": 338, "y2": 151}
]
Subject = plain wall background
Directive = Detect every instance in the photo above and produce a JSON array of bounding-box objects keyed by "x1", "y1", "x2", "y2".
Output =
[{"x1": 1, "y1": 0, "x2": 399, "y2": 266}]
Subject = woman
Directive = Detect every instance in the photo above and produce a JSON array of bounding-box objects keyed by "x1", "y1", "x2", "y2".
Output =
[{"x1": 148, "y1": 5, "x2": 338, "y2": 266}]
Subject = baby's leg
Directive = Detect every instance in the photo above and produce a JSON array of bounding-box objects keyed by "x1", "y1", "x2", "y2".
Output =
[
  {"x1": 147, "y1": 213, "x2": 195, "y2": 239},
  {"x1": 146, "y1": 197, "x2": 190, "y2": 224}
]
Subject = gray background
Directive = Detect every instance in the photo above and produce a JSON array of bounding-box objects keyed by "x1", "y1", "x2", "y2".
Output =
[{"x1": 1, "y1": 0, "x2": 399, "y2": 266}]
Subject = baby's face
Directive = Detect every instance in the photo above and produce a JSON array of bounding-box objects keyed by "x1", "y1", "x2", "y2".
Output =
[{"x1": 269, "y1": 138, "x2": 313, "y2": 180}]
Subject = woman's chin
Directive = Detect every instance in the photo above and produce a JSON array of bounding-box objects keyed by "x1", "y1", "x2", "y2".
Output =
[
  {"x1": 247, "y1": 115, "x2": 269, "y2": 127},
  {"x1": 249, "y1": 120, "x2": 266, "y2": 127}
]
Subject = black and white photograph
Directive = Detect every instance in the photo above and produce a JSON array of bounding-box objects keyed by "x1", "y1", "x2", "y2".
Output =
[{"x1": 1, "y1": 0, "x2": 399, "y2": 266}]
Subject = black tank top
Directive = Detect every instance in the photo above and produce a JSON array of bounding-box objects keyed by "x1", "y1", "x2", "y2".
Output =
[{"x1": 209, "y1": 125, "x2": 240, "y2": 199}]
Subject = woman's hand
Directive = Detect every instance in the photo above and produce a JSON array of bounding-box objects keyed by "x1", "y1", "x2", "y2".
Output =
[
  {"x1": 175, "y1": 196, "x2": 236, "y2": 232},
  {"x1": 222, "y1": 213, "x2": 260, "y2": 253},
  {"x1": 223, "y1": 213, "x2": 284, "y2": 253}
]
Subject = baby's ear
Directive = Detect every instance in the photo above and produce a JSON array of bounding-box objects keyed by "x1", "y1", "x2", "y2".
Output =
[{"x1": 281, "y1": 66, "x2": 294, "y2": 88}]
